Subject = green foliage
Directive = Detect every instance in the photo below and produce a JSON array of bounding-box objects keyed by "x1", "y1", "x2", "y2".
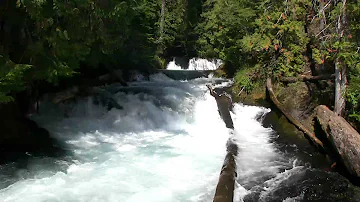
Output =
[
  {"x1": 159, "y1": 0, "x2": 204, "y2": 58},
  {"x1": 345, "y1": 1, "x2": 360, "y2": 125},
  {"x1": 0, "y1": 55, "x2": 32, "y2": 102},
  {"x1": 0, "y1": 0, "x2": 163, "y2": 100},
  {"x1": 197, "y1": 0, "x2": 257, "y2": 71},
  {"x1": 197, "y1": 0, "x2": 311, "y2": 78},
  {"x1": 233, "y1": 67, "x2": 257, "y2": 94},
  {"x1": 241, "y1": 0, "x2": 310, "y2": 78},
  {"x1": 347, "y1": 75, "x2": 360, "y2": 123},
  {"x1": 197, "y1": 0, "x2": 360, "y2": 126},
  {"x1": 0, "y1": 0, "x2": 205, "y2": 101}
]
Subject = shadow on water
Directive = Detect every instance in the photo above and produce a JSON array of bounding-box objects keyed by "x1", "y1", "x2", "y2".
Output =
[{"x1": 0, "y1": 132, "x2": 73, "y2": 190}]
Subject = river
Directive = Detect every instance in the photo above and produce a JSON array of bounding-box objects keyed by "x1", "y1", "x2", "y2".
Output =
[{"x1": 0, "y1": 63, "x2": 359, "y2": 201}]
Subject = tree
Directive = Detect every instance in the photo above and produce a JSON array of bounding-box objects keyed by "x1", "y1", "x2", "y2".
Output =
[
  {"x1": 197, "y1": 0, "x2": 257, "y2": 74},
  {"x1": 160, "y1": 0, "x2": 165, "y2": 40},
  {"x1": 0, "y1": 0, "x2": 162, "y2": 101},
  {"x1": 333, "y1": 0, "x2": 347, "y2": 116}
]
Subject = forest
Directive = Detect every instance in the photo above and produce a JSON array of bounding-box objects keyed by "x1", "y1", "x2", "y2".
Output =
[{"x1": 0, "y1": 0, "x2": 359, "y2": 127}]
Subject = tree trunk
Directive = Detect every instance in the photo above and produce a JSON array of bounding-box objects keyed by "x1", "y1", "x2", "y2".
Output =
[
  {"x1": 334, "y1": 60, "x2": 347, "y2": 115},
  {"x1": 315, "y1": 105, "x2": 360, "y2": 177},
  {"x1": 318, "y1": 0, "x2": 326, "y2": 72},
  {"x1": 334, "y1": 0, "x2": 347, "y2": 116},
  {"x1": 160, "y1": 0, "x2": 165, "y2": 40},
  {"x1": 266, "y1": 78, "x2": 324, "y2": 150}
]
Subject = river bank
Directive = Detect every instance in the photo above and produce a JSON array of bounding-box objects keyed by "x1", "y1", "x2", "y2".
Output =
[
  {"x1": 206, "y1": 80, "x2": 360, "y2": 201},
  {"x1": 227, "y1": 79, "x2": 360, "y2": 200}
]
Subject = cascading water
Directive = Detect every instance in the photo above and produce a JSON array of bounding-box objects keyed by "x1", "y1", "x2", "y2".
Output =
[
  {"x1": 166, "y1": 58, "x2": 222, "y2": 70},
  {"x1": 188, "y1": 58, "x2": 223, "y2": 71},
  {"x1": 0, "y1": 60, "x2": 359, "y2": 202},
  {"x1": 0, "y1": 74, "x2": 233, "y2": 202}
]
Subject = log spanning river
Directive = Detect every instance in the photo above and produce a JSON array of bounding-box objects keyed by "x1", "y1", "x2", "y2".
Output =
[{"x1": 0, "y1": 66, "x2": 359, "y2": 201}]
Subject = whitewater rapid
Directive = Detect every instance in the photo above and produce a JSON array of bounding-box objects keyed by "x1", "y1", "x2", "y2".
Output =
[{"x1": 0, "y1": 73, "x2": 301, "y2": 202}]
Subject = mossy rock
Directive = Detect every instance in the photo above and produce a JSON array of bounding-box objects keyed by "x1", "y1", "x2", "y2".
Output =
[
  {"x1": 277, "y1": 82, "x2": 311, "y2": 115},
  {"x1": 233, "y1": 84, "x2": 268, "y2": 107}
]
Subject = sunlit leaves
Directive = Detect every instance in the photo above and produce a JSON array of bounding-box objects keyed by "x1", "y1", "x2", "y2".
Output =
[{"x1": 0, "y1": 55, "x2": 32, "y2": 101}]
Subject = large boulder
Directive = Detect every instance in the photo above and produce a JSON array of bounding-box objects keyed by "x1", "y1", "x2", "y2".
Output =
[{"x1": 0, "y1": 101, "x2": 57, "y2": 162}]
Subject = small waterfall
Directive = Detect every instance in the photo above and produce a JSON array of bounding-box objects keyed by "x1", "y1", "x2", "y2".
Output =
[
  {"x1": 166, "y1": 58, "x2": 222, "y2": 70},
  {"x1": 166, "y1": 58, "x2": 182, "y2": 70},
  {"x1": 188, "y1": 58, "x2": 223, "y2": 70}
]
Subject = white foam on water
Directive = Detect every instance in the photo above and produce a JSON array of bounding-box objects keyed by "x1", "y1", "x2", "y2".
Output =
[
  {"x1": 232, "y1": 105, "x2": 280, "y2": 183},
  {"x1": 229, "y1": 104, "x2": 294, "y2": 201},
  {"x1": 233, "y1": 182, "x2": 249, "y2": 202},
  {"x1": 0, "y1": 72, "x2": 282, "y2": 202},
  {"x1": 229, "y1": 103, "x2": 308, "y2": 201},
  {"x1": 149, "y1": 73, "x2": 175, "y2": 82},
  {"x1": 258, "y1": 162, "x2": 305, "y2": 201},
  {"x1": 282, "y1": 192, "x2": 305, "y2": 202},
  {"x1": 0, "y1": 78, "x2": 226, "y2": 202}
]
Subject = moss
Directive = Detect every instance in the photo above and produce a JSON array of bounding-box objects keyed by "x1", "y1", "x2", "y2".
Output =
[
  {"x1": 231, "y1": 82, "x2": 267, "y2": 106},
  {"x1": 213, "y1": 65, "x2": 228, "y2": 78},
  {"x1": 277, "y1": 82, "x2": 310, "y2": 113}
]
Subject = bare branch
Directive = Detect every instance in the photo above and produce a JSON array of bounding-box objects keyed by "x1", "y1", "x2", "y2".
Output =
[
  {"x1": 315, "y1": 20, "x2": 334, "y2": 37},
  {"x1": 311, "y1": 1, "x2": 332, "y2": 23}
]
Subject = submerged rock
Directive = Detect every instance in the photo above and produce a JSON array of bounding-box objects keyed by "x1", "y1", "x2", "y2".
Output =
[
  {"x1": 0, "y1": 101, "x2": 63, "y2": 163},
  {"x1": 244, "y1": 169, "x2": 360, "y2": 202}
]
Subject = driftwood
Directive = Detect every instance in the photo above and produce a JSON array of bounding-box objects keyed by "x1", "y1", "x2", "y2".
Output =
[
  {"x1": 266, "y1": 78, "x2": 324, "y2": 149},
  {"x1": 207, "y1": 84, "x2": 234, "y2": 128},
  {"x1": 280, "y1": 74, "x2": 335, "y2": 83},
  {"x1": 315, "y1": 105, "x2": 360, "y2": 177},
  {"x1": 207, "y1": 85, "x2": 237, "y2": 202}
]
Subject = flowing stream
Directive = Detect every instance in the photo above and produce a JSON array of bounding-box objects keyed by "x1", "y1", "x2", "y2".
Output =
[{"x1": 0, "y1": 60, "x2": 359, "y2": 202}]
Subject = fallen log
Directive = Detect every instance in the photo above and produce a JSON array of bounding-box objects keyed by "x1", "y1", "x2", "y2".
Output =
[
  {"x1": 315, "y1": 105, "x2": 360, "y2": 177},
  {"x1": 213, "y1": 151, "x2": 236, "y2": 202},
  {"x1": 207, "y1": 84, "x2": 237, "y2": 202},
  {"x1": 266, "y1": 78, "x2": 324, "y2": 149},
  {"x1": 280, "y1": 74, "x2": 335, "y2": 83}
]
